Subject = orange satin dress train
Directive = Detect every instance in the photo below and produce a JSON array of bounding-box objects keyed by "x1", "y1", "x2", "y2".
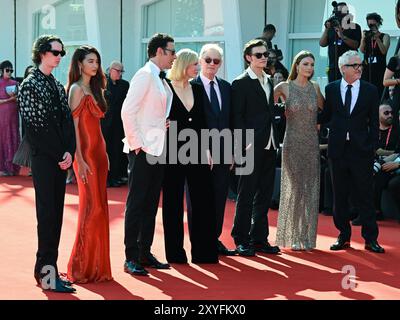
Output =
[{"x1": 67, "y1": 95, "x2": 113, "y2": 283}]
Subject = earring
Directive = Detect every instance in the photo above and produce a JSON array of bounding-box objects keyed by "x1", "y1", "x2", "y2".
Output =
[{"x1": 79, "y1": 67, "x2": 82, "y2": 76}]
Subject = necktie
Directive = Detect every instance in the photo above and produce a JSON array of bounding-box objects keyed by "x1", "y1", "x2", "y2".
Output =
[
  {"x1": 210, "y1": 81, "x2": 221, "y2": 115},
  {"x1": 159, "y1": 71, "x2": 166, "y2": 80},
  {"x1": 345, "y1": 84, "x2": 352, "y2": 115}
]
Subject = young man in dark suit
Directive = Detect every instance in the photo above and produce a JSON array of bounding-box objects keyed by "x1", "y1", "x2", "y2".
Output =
[
  {"x1": 189, "y1": 44, "x2": 236, "y2": 256},
  {"x1": 231, "y1": 39, "x2": 280, "y2": 256},
  {"x1": 319, "y1": 50, "x2": 384, "y2": 253}
]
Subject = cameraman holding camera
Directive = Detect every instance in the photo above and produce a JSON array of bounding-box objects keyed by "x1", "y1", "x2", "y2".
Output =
[
  {"x1": 360, "y1": 13, "x2": 390, "y2": 98},
  {"x1": 370, "y1": 102, "x2": 400, "y2": 222},
  {"x1": 320, "y1": 2, "x2": 361, "y2": 82}
]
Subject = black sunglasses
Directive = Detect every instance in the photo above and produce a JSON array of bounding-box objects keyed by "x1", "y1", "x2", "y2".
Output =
[
  {"x1": 163, "y1": 48, "x2": 176, "y2": 56},
  {"x1": 345, "y1": 63, "x2": 363, "y2": 70},
  {"x1": 252, "y1": 52, "x2": 269, "y2": 59},
  {"x1": 49, "y1": 49, "x2": 66, "y2": 57},
  {"x1": 383, "y1": 111, "x2": 393, "y2": 116},
  {"x1": 204, "y1": 57, "x2": 221, "y2": 65},
  {"x1": 4, "y1": 68, "x2": 14, "y2": 73}
]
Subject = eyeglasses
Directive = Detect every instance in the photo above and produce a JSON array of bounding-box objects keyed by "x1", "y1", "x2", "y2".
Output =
[
  {"x1": 111, "y1": 68, "x2": 125, "y2": 73},
  {"x1": 4, "y1": 68, "x2": 13, "y2": 73},
  {"x1": 383, "y1": 111, "x2": 393, "y2": 116},
  {"x1": 163, "y1": 48, "x2": 176, "y2": 56},
  {"x1": 49, "y1": 50, "x2": 66, "y2": 57},
  {"x1": 252, "y1": 52, "x2": 269, "y2": 59},
  {"x1": 204, "y1": 57, "x2": 221, "y2": 65},
  {"x1": 345, "y1": 63, "x2": 363, "y2": 70}
]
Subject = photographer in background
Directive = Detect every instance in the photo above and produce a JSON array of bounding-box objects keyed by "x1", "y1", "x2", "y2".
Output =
[
  {"x1": 260, "y1": 24, "x2": 276, "y2": 50},
  {"x1": 369, "y1": 103, "x2": 400, "y2": 222},
  {"x1": 265, "y1": 48, "x2": 288, "y2": 78},
  {"x1": 320, "y1": 2, "x2": 361, "y2": 82},
  {"x1": 360, "y1": 13, "x2": 390, "y2": 98}
]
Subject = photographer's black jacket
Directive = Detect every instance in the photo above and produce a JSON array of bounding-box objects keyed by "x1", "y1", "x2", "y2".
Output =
[{"x1": 18, "y1": 68, "x2": 75, "y2": 162}]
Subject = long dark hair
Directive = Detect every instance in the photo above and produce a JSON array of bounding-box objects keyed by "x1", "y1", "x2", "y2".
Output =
[{"x1": 66, "y1": 45, "x2": 107, "y2": 112}]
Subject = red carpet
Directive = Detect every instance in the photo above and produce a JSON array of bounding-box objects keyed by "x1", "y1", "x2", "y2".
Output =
[{"x1": 1, "y1": 173, "x2": 400, "y2": 300}]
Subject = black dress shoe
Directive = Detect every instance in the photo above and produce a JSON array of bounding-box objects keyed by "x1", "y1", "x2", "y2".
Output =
[
  {"x1": 124, "y1": 260, "x2": 149, "y2": 276},
  {"x1": 236, "y1": 244, "x2": 255, "y2": 257},
  {"x1": 140, "y1": 254, "x2": 170, "y2": 269},
  {"x1": 34, "y1": 273, "x2": 73, "y2": 287},
  {"x1": 252, "y1": 242, "x2": 280, "y2": 254},
  {"x1": 107, "y1": 179, "x2": 122, "y2": 188},
  {"x1": 217, "y1": 241, "x2": 237, "y2": 256},
  {"x1": 36, "y1": 277, "x2": 76, "y2": 293},
  {"x1": 330, "y1": 239, "x2": 351, "y2": 251},
  {"x1": 365, "y1": 241, "x2": 385, "y2": 253}
]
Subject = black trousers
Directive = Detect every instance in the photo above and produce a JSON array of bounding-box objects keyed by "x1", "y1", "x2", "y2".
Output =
[
  {"x1": 231, "y1": 148, "x2": 276, "y2": 246},
  {"x1": 31, "y1": 154, "x2": 67, "y2": 277},
  {"x1": 104, "y1": 125, "x2": 125, "y2": 182},
  {"x1": 186, "y1": 164, "x2": 231, "y2": 241},
  {"x1": 124, "y1": 151, "x2": 164, "y2": 261},
  {"x1": 329, "y1": 144, "x2": 379, "y2": 242},
  {"x1": 163, "y1": 163, "x2": 217, "y2": 263}
]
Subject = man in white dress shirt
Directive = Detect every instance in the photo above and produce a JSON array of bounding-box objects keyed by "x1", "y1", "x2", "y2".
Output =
[{"x1": 121, "y1": 33, "x2": 176, "y2": 276}]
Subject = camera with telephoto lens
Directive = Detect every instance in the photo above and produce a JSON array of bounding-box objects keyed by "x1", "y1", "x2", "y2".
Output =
[
  {"x1": 326, "y1": 1, "x2": 346, "y2": 28},
  {"x1": 373, "y1": 157, "x2": 385, "y2": 173}
]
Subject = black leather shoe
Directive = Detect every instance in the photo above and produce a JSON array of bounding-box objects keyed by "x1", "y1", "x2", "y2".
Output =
[
  {"x1": 124, "y1": 260, "x2": 149, "y2": 276},
  {"x1": 36, "y1": 277, "x2": 76, "y2": 293},
  {"x1": 107, "y1": 179, "x2": 122, "y2": 188},
  {"x1": 252, "y1": 242, "x2": 280, "y2": 254},
  {"x1": 218, "y1": 241, "x2": 237, "y2": 256},
  {"x1": 140, "y1": 254, "x2": 170, "y2": 269},
  {"x1": 34, "y1": 273, "x2": 73, "y2": 287},
  {"x1": 365, "y1": 241, "x2": 385, "y2": 253},
  {"x1": 330, "y1": 239, "x2": 351, "y2": 251},
  {"x1": 236, "y1": 244, "x2": 255, "y2": 257}
]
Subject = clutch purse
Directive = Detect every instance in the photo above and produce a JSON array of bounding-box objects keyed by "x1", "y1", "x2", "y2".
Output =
[
  {"x1": 5, "y1": 85, "x2": 17, "y2": 95},
  {"x1": 13, "y1": 136, "x2": 32, "y2": 168}
]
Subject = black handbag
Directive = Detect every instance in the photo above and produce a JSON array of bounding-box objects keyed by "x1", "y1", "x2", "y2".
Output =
[{"x1": 13, "y1": 136, "x2": 32, "y2": 168}]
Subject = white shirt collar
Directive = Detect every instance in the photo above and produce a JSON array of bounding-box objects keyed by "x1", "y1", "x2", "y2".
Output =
[
  {"x1": 200, "y1": 73, "x2": 218, "y2": 86},
  {"x1": 341, "y1": 78, "x2": 360, "y2": 90},
  {"x1": 148, "y1": 60, "x2": 162, "y2": 76},
  {"x1": 247, "y1": 67, "x2": 270, "y2": 85}
]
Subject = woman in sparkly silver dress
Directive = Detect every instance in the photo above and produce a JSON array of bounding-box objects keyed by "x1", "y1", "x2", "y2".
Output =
[{"x1": 274, "y1": 51, "x2": 325, "y2": 251}]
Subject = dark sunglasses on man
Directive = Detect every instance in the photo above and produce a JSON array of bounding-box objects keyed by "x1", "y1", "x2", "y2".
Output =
[
  {"x1": 49, "y1": 49, "x2": 66, "y2": 57},
  {"x1": 252, "y1": 52, "x2": 269, "y2": 59},
  {"x1": 383, "y1": 111, "x2": 393, "y2": 116},
  {"x1": 204, "y1": 57, "x2": 221, "y2": 65},
  {"x1": 4, "y1": 68, "x2": 14, "y2": 73}
]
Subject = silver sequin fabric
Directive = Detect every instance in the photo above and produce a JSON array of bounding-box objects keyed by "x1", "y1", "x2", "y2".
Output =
[{"x1": 276, "y1": 81, "x2": 320, "y2": 249}]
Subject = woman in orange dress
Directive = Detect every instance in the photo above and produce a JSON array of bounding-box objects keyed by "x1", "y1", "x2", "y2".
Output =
[{"x1": 66, "y1": 46, "x2": 113, "y2": 283}]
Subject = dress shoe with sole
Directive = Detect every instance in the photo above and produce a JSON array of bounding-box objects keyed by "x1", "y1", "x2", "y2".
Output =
[
  {"x1": 36, "y1": 277, "x2": 76, "y2": 293},
  {"x1": 218, "y1": 241, "x2": 237, "y2": 256},
  {"x1": 140, "y1": 254, "x2": 170, "y2": 269},
  {"x1": 365, "y1": 241, "x2": 385, "y2": 253},
  {"x1": 330, "y1": 239, "x2": 351, "y2": 251},
  {"x1": 252, "y1": 242, "x2": 280, "y2": 254},
  {"x1": 124, "y1": 261, "x2": 149, "y2": 276},
  {"x1": 236, "y1": 245, "x2": 255, "y2": 257}
]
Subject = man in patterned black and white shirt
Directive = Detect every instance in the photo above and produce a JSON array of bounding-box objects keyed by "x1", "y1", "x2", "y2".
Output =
[{"x1": 18, "y1": 35, "x2": 76, "y2": 293}]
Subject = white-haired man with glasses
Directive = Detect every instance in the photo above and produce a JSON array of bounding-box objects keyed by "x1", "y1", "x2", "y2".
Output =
[{"x1": 319, "y1": 50, "x2": 384, "y2": 253}]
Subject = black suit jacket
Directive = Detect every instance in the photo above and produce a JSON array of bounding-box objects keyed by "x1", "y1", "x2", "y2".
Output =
[
  {"x1": 191, "y1": 75, "x2": 231, "y2": 131},
  {"x1": 319, "y1": 79, "x2": 379, "y2": 159},
  {"x1": 232, "y1": 71, "x2": 278, "y2": 151}
]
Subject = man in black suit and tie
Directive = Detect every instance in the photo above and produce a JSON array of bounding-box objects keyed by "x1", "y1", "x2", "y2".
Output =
[
  {"x1": 231, "y1": 39, "x2": 280, "y2": 256},
  {"x1": 189, "y1": 43, "x2": 236, "y2": 256},
  {"x1": 320, "y1": 50, "x2": 385, "y2": 253}
]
